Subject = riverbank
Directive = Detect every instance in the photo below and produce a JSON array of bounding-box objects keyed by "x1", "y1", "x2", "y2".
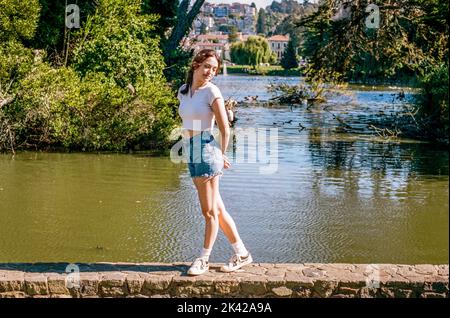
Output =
[
  {"x1": 224, "y1": 66, "x2": 419, "y2": 86},
  {"x1": 0, "y1": 263, "x2": 447, "y2": 298},
  {"x1": 226, "y1": 65, "x2": 302, "y2": 77}
]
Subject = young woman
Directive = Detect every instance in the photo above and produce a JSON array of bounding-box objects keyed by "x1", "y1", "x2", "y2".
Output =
[{"x1": 177, "y1": 49, "x2": 252, "y2": 276}]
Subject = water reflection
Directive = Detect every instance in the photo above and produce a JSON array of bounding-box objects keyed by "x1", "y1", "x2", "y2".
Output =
[{"x1": 0, "y1": 76, "x2": 447, "y2": 264}]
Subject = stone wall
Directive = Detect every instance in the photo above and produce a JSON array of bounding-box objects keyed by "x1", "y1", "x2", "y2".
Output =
[{"x1": 0, "y1": 263, "x2": 448, "y2": 298}]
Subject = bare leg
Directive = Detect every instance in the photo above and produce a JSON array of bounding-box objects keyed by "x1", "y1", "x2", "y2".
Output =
[
  {"x1": 193, "y1": 176, "x2": 220, "y2": 249},
  {"x1": 216, "y1": 188, "x2": 241, "y2": 244}
]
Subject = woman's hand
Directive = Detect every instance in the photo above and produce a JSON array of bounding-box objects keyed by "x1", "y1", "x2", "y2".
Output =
[{"x1": 223, "y1": 154, "x2": 231, "y2": 169}]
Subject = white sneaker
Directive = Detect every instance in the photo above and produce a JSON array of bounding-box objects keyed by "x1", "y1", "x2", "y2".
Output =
[
  {"x1": 187, "y1": 257, "x2": 209, "y2": 276},
  {"x1": 220, "y1": 253, "x2": 253, "y2": 272}
]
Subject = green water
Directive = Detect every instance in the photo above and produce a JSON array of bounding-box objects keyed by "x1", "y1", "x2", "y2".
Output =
[{"x1": 0, "y1": 76, "x2": 448, "y2": 264}]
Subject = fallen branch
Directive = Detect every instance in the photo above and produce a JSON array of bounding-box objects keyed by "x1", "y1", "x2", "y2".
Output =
[
  {"x1": 0, "y1": 96, "x2": 15, "y2": 108},
  {"x1": 369, "y1": 124, "x2": 401, "y2": 139},
  {"x1": 324, "y1": 108, "x2": 353, "y2": 129}
]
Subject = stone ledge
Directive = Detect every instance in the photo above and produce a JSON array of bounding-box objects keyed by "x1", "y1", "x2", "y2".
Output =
[{"x1": 0, "y1": 263, "x2": 447, "y2": 298}]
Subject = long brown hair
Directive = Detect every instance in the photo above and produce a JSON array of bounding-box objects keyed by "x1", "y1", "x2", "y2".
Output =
[{"x1": 180, "y1": 49, "x2": 221, "y2": 95}]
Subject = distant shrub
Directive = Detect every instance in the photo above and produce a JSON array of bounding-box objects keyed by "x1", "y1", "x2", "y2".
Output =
[{"x1": 414, "y1": 63, "x2": 449, "y2": 144}]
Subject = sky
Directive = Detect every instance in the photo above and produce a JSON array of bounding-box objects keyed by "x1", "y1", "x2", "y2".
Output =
[{"x1": 205, "y1": 0, "x2": 305, "y2": 10}]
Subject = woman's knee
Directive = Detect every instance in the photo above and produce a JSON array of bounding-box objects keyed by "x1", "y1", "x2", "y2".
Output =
[{"x1": 202, "y1": 207, "x2": 220, "y2": 220}]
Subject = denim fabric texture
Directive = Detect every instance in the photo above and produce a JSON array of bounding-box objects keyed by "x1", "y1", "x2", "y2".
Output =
[{"x1": 182, "y1": 131, "x2": 224, "y2": 178}]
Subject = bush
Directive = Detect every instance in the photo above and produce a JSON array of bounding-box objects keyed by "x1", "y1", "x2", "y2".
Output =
[
  {"x1": 0, "y1": 0, "x2": 178, "y2": 152},
  {"x1": 0, "y1": 40, "x2": 34, "y2": 92},
  {"x1": 72, "y1": 0, "x2": 165, "y2": 88},
  {"x1": 0, "y1": 0, "x2": 40, "y2": 42},
  {"x1": 280, "y1": 39, "x2": 298, "y2": 70},
  {"x1": 2, "y1": 62, "x2": 177, "y2": 152},
  {"x1": 4, "y1": 63, "x2": 84, "y2": 149},
  {"x1": 415, "y1": 63, "x2": 449, "y2": 143}
]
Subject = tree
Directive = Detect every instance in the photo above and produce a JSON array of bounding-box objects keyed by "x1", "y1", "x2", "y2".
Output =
[
  {"x1": 230, "y1": 36, "x2": 274, "y2": 68},
  {"x1": 256, "y1": 8, "x2": 267, "y2": 35},
  {"x1": 218, "y1": 25, "x2": 228, "y2": 33},
  {"x1": 0, "y1": 0, "x2": 40, "y2": 94},
  {"x1": 269, "y1": 0, "x2": 301, "y2": 13},
  {"x1": 142, "y1": 0, "x2": 178, "y2": 37},
  {"x1": 228, "y1": 26, "x2": 239, "y2": 43},
  {"x1": 297, "y1": 0, "x2": 449, "y2": 143},
  {"x1": 72, "y1": 0, "x2": 165, "y2": 87},
  {"x1": 158, "y1": 0, "x2": 206, "y2": 85},
  {"x1": 0, "y1": 0, "x2": 41, "y2": 42},
  {"x1": 1, "y1": 0, "x2": 178, "y2": 152},
  {"x1": 280, "y1": 38, "x2": 298, "y2": 69},
  {"x1": 200, "y1": 23, "x2": 207, "y2": 34},
  {"x1": 164, "y1": 0, "x2": 205, "y2": 55},
  {"x1": 415, "y1": 63, "x2": 449, "y2": 142},
  {"x1": 298, "y1": 0, "x2": 449, "y2": 82},
  {"x1": 26, "y1": 1, "x2": 97, "y2": 66}
]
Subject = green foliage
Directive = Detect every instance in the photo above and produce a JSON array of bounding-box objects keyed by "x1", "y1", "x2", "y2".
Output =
[
  {"x1": 227, "y1": 65, "x2": 300, "y2": 76},
  {"x1": 0, "y1": 0, "x2": 179, "y2": 152},
  {"x1": 0, "y1": 40, "x2": 34, "y2": 92},
  {"x1": 264, "y1": 12, "x2": 287, "y2": 36},
  {"x1": 6, "y1": 64, "x2": 84, "y2": 149},
  {"x1": 280, "y1": 39, "x2": 299, "y2": 70},
  {"x1": 200, "y1": 23, "x2": 207, "y2": 35},
  {"x1": 2, "y1": 61, "x2": 177, "y2": 151},
  {"x1": 272, "y1": 3, "x2": 317, "y2": 41},
  {"x1": 0, "y1": 0, "x2": 41, "y2": 42},
  {"x1": 141, "y1": 0, "x2": 178, "y2": 38},
  {"x1": 162, "y1": 46, "x2": 193, "y2": 89},
  {"x1": 415, "y1": 63, "x2": 449, "y2": 143},
  {"x1": 264, "y1": 0, "x2": 317, "y2": 37},
  {"x1": 299, "y1": 0, "x2": 449, "y2": 83},
  {"x1": 230, "y1": 36, "x2": 275, "y2": 68},
  {"x1": 228, "y1": 26, "x2": 239, "y2": 43},
  {"x1": 256, "y1": 8, "x2": 267, "y2": 35},
  {"x1": 269, "y1": 0, "x2": 302, "y2": 13},
  {"x1": 161, "y1": 0, "x2": 206, "y2": 86},
  {"x1": 296, "y1": 0, "x2": 449, "y2": 142},
  {"x1": 141, "y1": 0, "x2": 194, "y2": 87},
  {"x1": 72, "y1": 0, "x2": 165, "y2": 87},
  {"x1": 29, "y1": 0, "x2": 97, "y2": 66}
]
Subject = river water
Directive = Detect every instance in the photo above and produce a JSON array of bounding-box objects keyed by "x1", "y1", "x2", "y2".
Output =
[{"x1": 0, "y1": 75, "x2": 448, "y2": 264}]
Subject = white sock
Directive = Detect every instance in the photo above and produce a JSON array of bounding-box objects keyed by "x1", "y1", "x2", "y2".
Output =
[
  {"x1": 200, "y1": 247, "x2": 212, "y2": 260},
  {"x1": 231, "y1": 240, "x2": 248, "y2": 256}
]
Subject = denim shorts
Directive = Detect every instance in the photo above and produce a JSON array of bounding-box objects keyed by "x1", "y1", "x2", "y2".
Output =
[{"x1": 182, "y1": 131, "x2": 224, "y2": 178}]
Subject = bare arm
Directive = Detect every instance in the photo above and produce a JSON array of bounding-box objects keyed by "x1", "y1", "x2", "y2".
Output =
[{"x1": 211, "y1": 97, "x2": 230, "y2": 155}]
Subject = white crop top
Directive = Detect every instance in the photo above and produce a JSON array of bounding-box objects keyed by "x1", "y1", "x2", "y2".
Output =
[{"x1": 177, "y1": 82, "x2": 223, "y2": 131}]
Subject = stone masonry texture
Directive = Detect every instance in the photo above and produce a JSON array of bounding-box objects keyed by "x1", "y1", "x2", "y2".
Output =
[{"x1": 0, "y1": 263, "x2": 448, "y2": 298}]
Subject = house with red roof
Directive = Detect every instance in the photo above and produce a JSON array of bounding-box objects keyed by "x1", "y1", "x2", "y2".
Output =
[{"x1": 267, "y1": 34, "x2": 290, "y2": 61}]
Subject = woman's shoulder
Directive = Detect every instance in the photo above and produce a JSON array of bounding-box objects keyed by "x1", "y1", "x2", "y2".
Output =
[
  {"x1": 205, "y1": 82, "x2": 222, "y2": 95},
  {"x1": 206, "y1": 82, "x2": 220, "y2": 90}
]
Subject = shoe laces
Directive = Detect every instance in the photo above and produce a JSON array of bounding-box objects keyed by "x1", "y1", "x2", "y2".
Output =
[
  {"x1": 192, "y1": 257, "x2": 208, "y2": 269},
  {"x1": 229, "y1": 254, "x2": 241, "y2": 266}
]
